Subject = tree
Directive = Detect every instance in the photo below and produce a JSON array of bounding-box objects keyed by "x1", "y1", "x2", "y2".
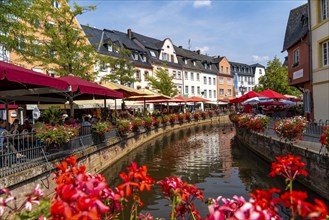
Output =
[
  {"x1": 145, "y1": 66, "x2": 178, "y2": 97},
  {"x1": 16, "y1": 0, "x2": 97, "y2": 80},
  {"x1": 0, "y1": 0, "x2": 35, "y2": 61},
  {"x1": 101, "y1": 46, "x2": 138, "y2": 86},
  {"x1": 253, "y1": 57, "x2": 301, "y2": 96}
]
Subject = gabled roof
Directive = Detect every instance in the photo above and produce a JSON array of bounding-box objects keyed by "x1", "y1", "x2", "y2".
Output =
[
  {"x1": 282, "y1": 3, "x2": 309, "y2": 51},
  {"x1": 131, "y1": 32, "x2": 163, "y2": 51}
]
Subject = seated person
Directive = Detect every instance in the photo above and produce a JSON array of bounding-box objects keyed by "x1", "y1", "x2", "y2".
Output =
[
  {"x1": 10, "y1": 119, "x2": 23, "y2": 134},
  {"x1": 0, "y1": 119, "x2": 25, "y2": 158}
]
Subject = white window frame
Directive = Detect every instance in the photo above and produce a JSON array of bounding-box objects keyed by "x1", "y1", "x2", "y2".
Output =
[
  {"x1": 219, "y1": 77, "x2": 224, "y2": 84},
  {"x1": 52, "y1": 0, "x2": 60, "y2": 9},
  {"x1": 203, "y1": 76, "x2": 207, "y2": 84},
  {"x1": 293, "y1": 48, "x2": 299, "y2": 66},
  {"x1": 227, "y1": 78, "x2": 232, "y2": 85},
  {"x1": 220, "y1": 89, "x2": 224, "y2": 96},
  {"x1": 177, "y1": 71, "x2": 181, "y2": 79},
  {"x1": 162, "y1": 52, "x2": 168, "y2": 61},
  {"x1": 191, "y1": 72, "x2": 194, "y2": 81},
  {"x1": 208, "y1": 77, "x2": 211, "y2": 85},
  {"x1": 197, "y1": 86, "x2": 200, "y2": 95},
  {"x1": 185, "y1": 85, "x2": 189, "y2": 94},
  {"x1": 150, "y1": 50, "x2": 156, "y2": 57},
  {"x1": 184, "y1": 71, "x2": 188, "y2": 80},
  {"x1": 213, "y1": 90, "x2": 216, "y2": 98},
  {"x1": 321, "y1": 0, "x2": 328, "y2": 21},
  {"x1": 209, "y1": 90, "x2": 212, "y2": 98},
  {"x1": 323, "y1": 40, "x2": 329, "y2": 66},
  {"x1": 213, "y1": 78, "x2": 215, "y2": 85},
  {"x1": 228, "y1": 89, "x2": 232, "y2": 96},
  {"x1": 191, "y1": 86, "x2": 195, "y2": 95},
  {"x1": 197, "y1": 73, "x2": 200, "y2": 81}
]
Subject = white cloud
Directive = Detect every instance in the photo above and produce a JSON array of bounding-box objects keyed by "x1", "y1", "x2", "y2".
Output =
[
  {"x1": 195, "y1": 46, "x2": 209, "y2": 55},
  {"x1": 193, "y1": 0, "x2": 212, "y2": 8},
  {"x1": 252, "y1": 55, "x2": 269, "y2": 63}
]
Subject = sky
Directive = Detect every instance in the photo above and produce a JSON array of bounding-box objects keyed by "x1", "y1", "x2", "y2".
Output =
[{"x1": 72, "y1": 0, "x2": 307, "y2": 67}]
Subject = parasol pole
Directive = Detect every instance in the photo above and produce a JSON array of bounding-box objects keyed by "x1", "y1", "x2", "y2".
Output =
[{"x1": 143, "y1": 97, "x2": 146, "y2": 113}]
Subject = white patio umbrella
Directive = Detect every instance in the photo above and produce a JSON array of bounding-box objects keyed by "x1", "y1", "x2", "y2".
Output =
[{"x1": 242, "y1": 97, "x2": 272, "y2": 105}]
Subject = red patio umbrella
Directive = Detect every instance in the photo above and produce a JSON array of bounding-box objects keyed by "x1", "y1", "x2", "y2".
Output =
[
  {"x1": 59, "y1": 76, "x2": 123, "y2": 116},
  {"x1": 229, "y1": 91, "x2": 261, "y2": 103},
  {"x1": 259, "y1": 89, "x2": 287, "y2": 99}
]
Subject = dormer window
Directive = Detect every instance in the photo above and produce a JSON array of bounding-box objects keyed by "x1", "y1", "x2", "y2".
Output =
[
  {"x1": 193, "y1": 61, "x2": 196, "y2": 66},
  {"x1": 209, "y1": 65, "x2": 211, "y2": 70},
  {"x1": 107, "y1": 44, "x2": 113, "y2": 52},
  {"x1": 184, "y1": 59, "x2": 187, "y2": 64},
  {"x1": 133, "y1": 53, "x2": 138, "y2": 61},
  {"x1": 141, "y1": 54, "x2": 146, "y2": 62},
  {"x1": 204, "y1": 63, "x2": 207, "y2": 69},
  {"x1": 150, "y1": 50, "x2": 156, "y2": 57}
]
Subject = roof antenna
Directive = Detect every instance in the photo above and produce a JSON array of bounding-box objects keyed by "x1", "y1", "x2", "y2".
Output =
[{"x1": 188, "y1": 39, "x2": 191, "y2": 50}]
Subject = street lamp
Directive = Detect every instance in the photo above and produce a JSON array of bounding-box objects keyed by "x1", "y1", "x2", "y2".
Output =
[{"x1": 239, "y1": 85, "x2": 247, "y2": 96}]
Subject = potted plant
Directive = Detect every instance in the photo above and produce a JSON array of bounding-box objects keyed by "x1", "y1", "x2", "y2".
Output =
[
  {"x1": 169, "y1": 114, "x2": 178, "y2": 125},
  {"x1": 42, "y1": 106, "x2": 65, "y2": 125},
  {"x1": 201, "y1": 111, "x2": 209, "y2": 120},
  {"x1": 131, "y1": 117, "x2": 144, "y2": 132},
  {"x1": 229, "y1": 113, "x2": 240, "y2": 125},
  {"x1": 117, "y1": 120, "x2": 132, "y2": 136},
  {"x1": 208, "y1": 110, "x2": 214, "y2": 118},
  {"x1": 248, "y1": 115, "x2": 271, "y2": 133},
  {"x1": 36, "y1": 124, "x2": 79, "y2": 149},
  {"x1": 162, "y1": 115, "x2": 169, "y2": 126},
  {"x1": 274, "y1": 116, "x2": 308, "y2": 143},
  {"x1": 153, "y1": 116, "x2": 162, "y2": 128},
  {"x1": 92, "y1": 121, "x2": 113, "y2": 143},
  {"x1": 185, "y1": 112, "x2": 192, "y2": 122},
  {"x1": 237, "y1": 114, "x2": 252, "y2": 129},
  {"x1": 178, "y1": 113, "x2": 186, "y2": 124},
  {"x1": 193, "y1": 112, "x2": 201, "y2": 121},
  {"x1": 143, "y1": 116, "x2": 153, "y2": 130}
]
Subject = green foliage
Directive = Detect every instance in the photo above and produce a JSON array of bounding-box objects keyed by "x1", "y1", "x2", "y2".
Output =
[
  {"x1": 17, "y1": 199, "x2": 51, "y2": 219},
  {"x1": 145, "y1": 66, "x2": 178, "y2": 97},
  {"x1": 13, "y1": 0, "x2": 97, "y2": 80},
  {"x1": 42, "y1": 106, "x2": 64, "y2": 125},
  {"x1": 253, "y1": 57, "x2": 301, "y2": 96},
  {"x1": 36, "y1": 124, "x2": 79, "y2": 146},
  {"x1": 101, "y1": 45, "x2": 139, "y2": 86},
  {"x1": 92, "y1": 121, "x2": 112, "y2": 134},
  {"x1": 0, "y1": 0, "x2": 35, "y2": 59}
]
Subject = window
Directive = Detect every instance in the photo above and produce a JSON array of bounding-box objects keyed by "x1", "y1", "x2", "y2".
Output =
[
  {"x1": 150, "y1": 50, "x2": 156, "y2": 57},
  {"x1": 107, "y1": 44, "x2": 113, "y2": 52},
  {"x1": 193, "y1": 61, "x2": 196, "y2": 66},
  {"x1": 213, "y1": 78, "x2": 215, "y2": 85},
  {"x1": 184, "y1": 71, "x2": 188, "y2": 80},
  {"x1": 171, "y1": 54, "x2": 174, "y2": 62},
  {"x1": 204, "y1": 90, "x2": 207, "y2": 98},
  {"x1": 209, "y1": 90, "x2": 212, "y2": 98},
  {"x1": 228, "y1": 89, "x2": 232, "y2": 96},
  {"x1": 52, "y1": 0, "x2": 60, "y2": 9},
  {"x1": 321, "y1": 0, "x2": 328, "y2": 21},
  {"x1": 208, "y1": 77, "x2": 211, "y2": 85},
  {"x1": 227, "y1": 78, "x2": 232, "y2": 85},
  {"x1": 162, "y1": 52, "x2": 168, "y2": 61},
  {"x1": 191, "y1": 72, "x2": 194, "y2": 80},
  {"x1": 177, "y1": 71, "x2": 181, "y2": 79},
  {"x1": 259, "y1": 69, "x2": 263, "y2": 74},
  {"x1": 185, "y1": 86, "x2": 188, "y2": 94},
  {"x1": 197, "y1": 73, "x2": 200, "y2": 81},
  {"x1": 226, "y1": 67, "x2": 229, "y2": 73},
  {"x1": 141, "y1": 54, "x2": 146, "y2": 62},
  {"x1": 191, "y1": 86, "x2": 195, "y2": 95},
  {"x1": 197, "y1": 86, "x2": 200, "y2": 95},
  {"x1": 213, "y1": 90, "x2": 216, "y2": 98},
  {"x1": 144, "y1": 71, "x2": 149, "y2": 81},
  {"x1": 204, "y1": 63, "x2": 207, "y2": 69},
  {"x1": 178, "y1": 86, "x2": 182, "y2": 94},
  {"x1": 45, "y1": 21, "x2": 55, "y2": 30},
  {"x1": 184, "y1": 59, "x2": 187, "y2": 64},
  {"x1": 220, "y1": 89, "x2": 224, "y2": 96},
  {"x1": 133, "y1": 53, "x2": 138, "y2": 61},
  {"x1": 173, "y1": 70, "x2": 176, "y2": 79},
  {"x1": 204, "y1": 76, "x2": 207, "y2": 84},
  {"x1": 219, "y1": 77, "x2": 224, "y2": 84},
  {"x1": 293, "y1": 48, "x2": 299, "y2": 66},
  {"x1": 209, "y1": 65, "x2": 212, "y2": 70},
  {"x1": 220, "y1": 66, "x2": 223, "y2": 73},
  {"x1": 323, "y1": 40, "x2": 329, "y2": 66},
  {"x1": 136, "y1": 70, "x2": 141, "y2": 80}
]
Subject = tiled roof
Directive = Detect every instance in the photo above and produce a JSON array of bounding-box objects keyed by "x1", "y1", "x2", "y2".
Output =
[
  {"x1": 229, "y1": 61, "x2": 254, "y2": 76},
  {"x1": 282, "y1": 3, "x2": 309, "y2": 51}
]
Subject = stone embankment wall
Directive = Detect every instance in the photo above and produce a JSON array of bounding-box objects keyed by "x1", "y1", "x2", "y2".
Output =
[
  {"x1": 235, "y1": 128, "x2": 329, "y2": 200},
  {"x1": 5, "y1": 116, "x2": 229, "y2": 200}
]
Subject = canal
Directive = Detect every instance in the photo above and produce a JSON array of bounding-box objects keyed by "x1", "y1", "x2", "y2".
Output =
[{"x1": 102, "y1": 123, "x2": 328, "y2": 219}]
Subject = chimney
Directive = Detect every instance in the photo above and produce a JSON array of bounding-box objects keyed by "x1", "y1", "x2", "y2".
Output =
[
  {"x1": 196, "y1": 50, "x2": 201, "y2": 54},
  {"x1": 127, "y1": 28, "x2": 132, "y2": 39}
]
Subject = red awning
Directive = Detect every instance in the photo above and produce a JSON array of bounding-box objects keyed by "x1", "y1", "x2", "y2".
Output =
[
  {"x1": 0, "y1": 61, "x2": 69, "y2": 90},
  {"x1": 175, "y1": 95, "x2": 192, "y2": 102},
  {"x1": 259, "y1": 89, "x2": 287, "y2": 99},
  {"x1": 229, "y1": 91, "x2": 262, "y2": 103},
  {"x1": 0, "y1": 104, "x2": 18, "y2": 109},
  {"x1": 59, "y1": 76, "x2": 123, "y2": 99}
]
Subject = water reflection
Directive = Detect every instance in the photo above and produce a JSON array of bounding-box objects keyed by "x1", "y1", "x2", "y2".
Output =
[{"x1": 102, "y1": 124, "x2": 328, "y2": 219}]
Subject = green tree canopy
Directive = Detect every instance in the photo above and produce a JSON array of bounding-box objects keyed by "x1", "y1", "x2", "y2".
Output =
[
  {"x1": 101, "y1": 46, "x2": 138, "y2": 86},
  {"x1": 253, "y1": 56, "x2": 301, "y2": 96},
  {"x1": 11, "y1": 0, "x2": 97, "y2": 80},
  {"x1": 145, "y1": 66, "x2": 178, "y2": 97},
  {"x1": 0, "y1": 0, "x2": 35, "y2": 60}
]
